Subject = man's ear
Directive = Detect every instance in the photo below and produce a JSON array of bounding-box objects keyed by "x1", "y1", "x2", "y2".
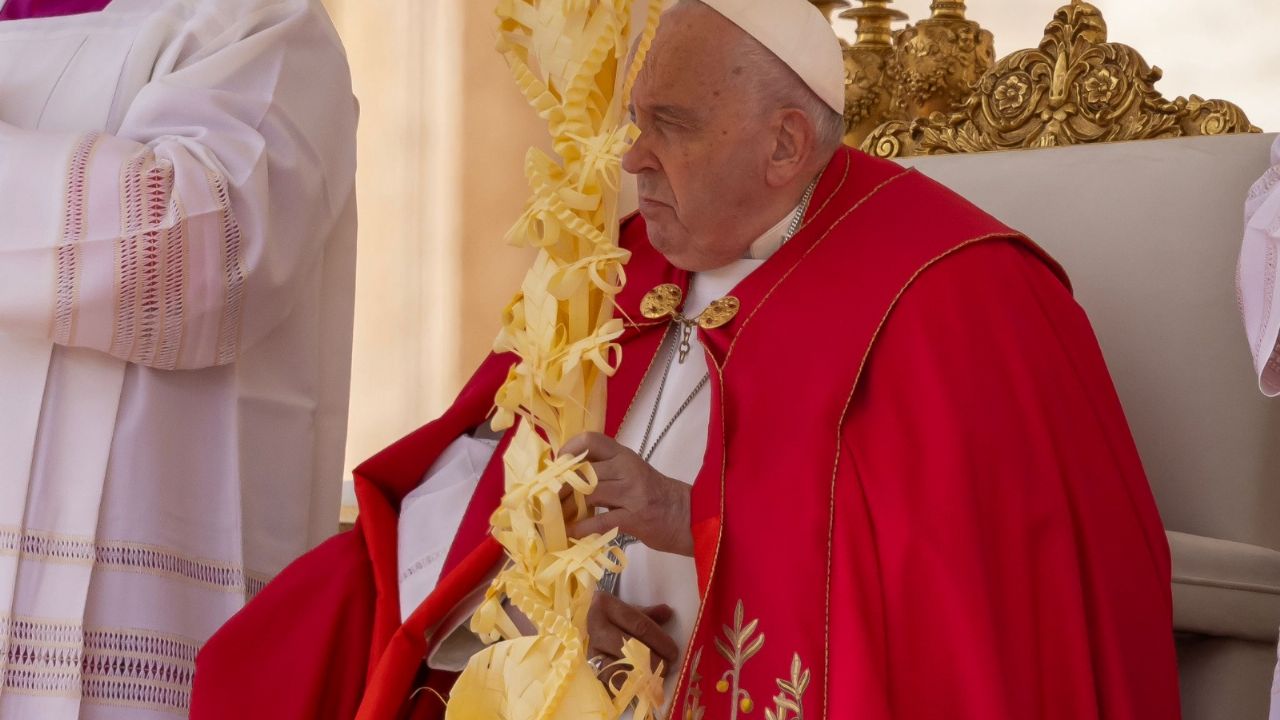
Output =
[{"x1": 766, "y1": 108, "x2": 814, "y2": 187}]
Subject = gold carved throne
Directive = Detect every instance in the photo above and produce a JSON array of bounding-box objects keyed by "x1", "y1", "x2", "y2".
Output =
[{"x1": 811, "y1": 2, "x2": 1276, "y2": 718}]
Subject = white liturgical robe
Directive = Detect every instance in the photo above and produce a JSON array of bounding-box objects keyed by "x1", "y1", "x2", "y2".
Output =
[
  {"x1": 1241, "y1": 135, "x2": 1280, "y2": 396},
  {"x1": 398, "y1": 205, "x2": 803, "y2": 716},
  {"x1": 1237, "y1": 135, "x2": 1280, "y2": 720},
  {"x1": 0, "y1": 0, "x2": 356, "y2": 717}
]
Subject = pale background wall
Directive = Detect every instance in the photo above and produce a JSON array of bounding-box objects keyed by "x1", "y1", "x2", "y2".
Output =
[{"x1": 322, "y1": 0, "x2": 1280, "y2": 517}]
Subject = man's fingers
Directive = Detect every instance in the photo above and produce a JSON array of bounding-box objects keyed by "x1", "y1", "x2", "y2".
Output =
[
  {"x1": 603, "y1": 595, "x2": 680, "y2": 666},
  {"x1": 642, "y1": 604, "x2": 674, "y2": 626},
  {"x1": 588, "y1": 627, "x2": 624, "y2": 663},
  {"x1": 571, "y1": 509, "x2": 630, "y2": 539},
  {"x1": 581, "y1": 475, "x2": 627, "y2": 510},
  {"x1": 560, "y1": 431, "x2": 620, "y2": 462},
  {"x1": 588, "y1": 593, "x2": 626, "y2": 659}
]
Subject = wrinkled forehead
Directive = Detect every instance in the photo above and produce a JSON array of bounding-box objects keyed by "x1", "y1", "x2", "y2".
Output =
[{"x1": 630, "y1": 4, "x2": 750, "y2": 109}]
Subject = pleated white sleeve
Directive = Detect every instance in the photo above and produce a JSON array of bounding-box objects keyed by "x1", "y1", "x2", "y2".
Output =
[
  {"x1": 1240, "y1": 135, "x2": 1280, "y2": 395},
  {"x1": 0, "y1": 0, "x2": 356, "y2": 370}
]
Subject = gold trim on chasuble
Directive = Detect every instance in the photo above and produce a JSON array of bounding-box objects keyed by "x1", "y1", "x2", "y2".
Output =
[
  {"x1": 819, "y1": 231, "x2": 1025, "y2": 715},
  {"x1": 664, "y1": 154, "x2": 1029, "y2": 718},
  {"x1": 665, "y1": 163, "x2": 908, "y2": 719}
]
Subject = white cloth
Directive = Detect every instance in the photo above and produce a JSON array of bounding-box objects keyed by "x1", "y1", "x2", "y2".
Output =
[
  {"x1": 0, "y1": 0, "x2": 357, "y2": 717},
  {"x1": 400, "y1": 204, "x2": 802, "y2": 716},
  {"x1": 1272, "y1": 631, "x2": 1280, "y2": 720},
  {"x1": 1239, "y1": 137, "x2": 1280, "y2": 720},
  {"x1": 698, "y1": 0, "x2": 845, "y2": 114},
  {"x1": 1239, "y1": 135, "x2": 1280, "y2": 395},
  {"x1": 398, "y1": 435, "x2": 499, "y2": 621}
]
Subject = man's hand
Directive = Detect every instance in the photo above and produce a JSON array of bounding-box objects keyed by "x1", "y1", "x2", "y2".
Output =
[
  {"x1": 587, "y1": 592, "x2": 679, "y2": 676},
  {"x1": 561, "y1": 432, "x2": 694, "y2": 557}
]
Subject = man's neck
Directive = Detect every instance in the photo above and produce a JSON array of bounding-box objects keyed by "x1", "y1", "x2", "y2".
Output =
[{"x1": 732, "y1": 170, "x2": 824, "y2": 259}]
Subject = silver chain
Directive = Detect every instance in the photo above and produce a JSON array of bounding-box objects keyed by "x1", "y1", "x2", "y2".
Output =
[
  {"x1": 636, "y1": 323, "x2": 710, "y2": 462},
  {"x1": 595, "y1": 178, "x2": 818, "y2": 597},
  {"x1": 598, "y1": 325, "x2": 708, "y2": 596}
]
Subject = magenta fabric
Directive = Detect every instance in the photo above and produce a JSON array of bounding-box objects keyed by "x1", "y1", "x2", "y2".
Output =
[{"x1": 0, "y1": 0, "x2": 112, "y2": 20}]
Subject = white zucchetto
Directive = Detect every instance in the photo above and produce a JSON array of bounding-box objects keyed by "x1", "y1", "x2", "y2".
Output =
[{"x1": 699, "y1": 0, "x2": 846, "y2": 114}]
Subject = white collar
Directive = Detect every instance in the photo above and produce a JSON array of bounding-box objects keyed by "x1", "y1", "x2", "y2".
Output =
[
  {"x1": 745, "y1": 203, "x2": 805, "y2": 260},
  {"x1": 685, "y1": 202, "x2": 804, "y2": 316}
]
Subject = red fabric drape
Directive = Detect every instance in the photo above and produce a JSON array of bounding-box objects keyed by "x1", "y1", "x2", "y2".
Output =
[{"x1": 192, "y1": 148, "x2": 1178, "y2": 719}]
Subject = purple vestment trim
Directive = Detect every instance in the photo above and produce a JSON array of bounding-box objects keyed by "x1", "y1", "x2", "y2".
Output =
[{"x1": 0, "y1": 0, "x2": 113, "y2": 21}]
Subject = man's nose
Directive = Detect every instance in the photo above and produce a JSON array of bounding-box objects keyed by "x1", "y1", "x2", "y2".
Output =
[{"x1": 622, "y1": 131, "x2": 654, "y2": 174}]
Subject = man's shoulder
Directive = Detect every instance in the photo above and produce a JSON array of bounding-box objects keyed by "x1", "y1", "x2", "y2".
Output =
[
  {"x1": 841, "y1": 151, "x2": 1000, "y2": 229},
  {"x1": 821, "y1": 149, "x2": 1068, "y2": 292}
]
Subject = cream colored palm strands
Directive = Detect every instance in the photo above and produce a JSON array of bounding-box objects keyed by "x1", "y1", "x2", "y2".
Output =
[{"x1": 445, "y1": 1, "x2": 664, "y2": 718}]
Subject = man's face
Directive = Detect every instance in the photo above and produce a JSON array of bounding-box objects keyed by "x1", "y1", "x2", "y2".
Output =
[{"x1": 621, "y1": 5, "x2": 776, "y2": 272}]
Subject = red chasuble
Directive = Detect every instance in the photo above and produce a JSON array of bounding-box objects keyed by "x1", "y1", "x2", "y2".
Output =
[{"x1": 192, "y1": 147, "x2": 1179, "y2": 719}]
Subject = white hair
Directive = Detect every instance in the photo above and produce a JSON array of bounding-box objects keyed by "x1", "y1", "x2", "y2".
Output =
[{"x1": 679, "y1": 0, "x2": 846, "y2": 158}]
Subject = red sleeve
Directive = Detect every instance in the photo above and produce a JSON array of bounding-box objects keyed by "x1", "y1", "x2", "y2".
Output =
[
  {"x1": 833, "y1": 240, "x2": 1179, "y2": 718},
  {"x1": 191, "y1": 532, "x2": 376, "y2": 720}
]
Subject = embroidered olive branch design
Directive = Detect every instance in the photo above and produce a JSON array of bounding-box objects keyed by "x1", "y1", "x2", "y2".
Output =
[
  {"x1": 715, "y1": 600, "x2": 765, "y2": 717},
  {"x1": 681, "y1": 646, "x2": 707, "y2": 720},
  {"x1": 764, "y1": 654, "x2": 811, "y2": 720}
]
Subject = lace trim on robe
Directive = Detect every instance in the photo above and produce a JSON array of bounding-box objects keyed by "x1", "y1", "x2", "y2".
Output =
[
  {"x1": 53, "y1": 132, "x2": 101, "y2": 345},
  {"x1": 208, "y1": 170, "x2": 246, "y2": 365},
  {"x1": 0, "y1": 616, "x2": 196, "y2": 714},
  {"x1": 1248, "y1": 166, "x2": 1280, "y2": 204},
  {"x1": 111, "y1": 150, "x2": 190, "y2": 368},
  {"x1": 0, "y1": 527, "x2": 270, "y2": 596}
]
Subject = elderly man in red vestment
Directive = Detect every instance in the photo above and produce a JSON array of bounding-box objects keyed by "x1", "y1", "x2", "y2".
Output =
[{"x1": 192, "y1": 0, "x2": 1180, "y2": 718}]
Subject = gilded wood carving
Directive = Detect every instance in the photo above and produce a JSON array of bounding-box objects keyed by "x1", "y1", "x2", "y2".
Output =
[{"x1": 811, "y1": 0, "x2": 1263, "y2": 156}]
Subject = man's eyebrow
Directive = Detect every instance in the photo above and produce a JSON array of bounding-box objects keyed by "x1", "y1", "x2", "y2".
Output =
[{"x1": 649, "y1": 104, "x2": 700, "y2": 124}]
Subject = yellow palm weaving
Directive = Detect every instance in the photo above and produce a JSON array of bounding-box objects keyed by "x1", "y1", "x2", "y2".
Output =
[{"x1": 445, "y1": 1, "x2": 663, "y2": 718}]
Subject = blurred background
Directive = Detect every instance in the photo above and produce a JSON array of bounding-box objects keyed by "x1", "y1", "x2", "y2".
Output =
[{"x1": 318, "y1": 0, "x2": 1280, "y2": 517}]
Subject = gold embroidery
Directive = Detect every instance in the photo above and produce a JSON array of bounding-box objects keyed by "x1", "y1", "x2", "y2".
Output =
[
  {"x1": 714, "y1": 600, "x2": 765, "y2": 716},
  {"x1": 681, "y1": 647, "x2": 706, "y2": 720},
  {"x1": 682, "y1": 600, "x2": 811, "y2": 719},
  {"x1": 666, "y1": 158, "x2": 856, "y2": 716},
  {"x1": 764, "y1": 655, "x2": 810, "y2": 720}
]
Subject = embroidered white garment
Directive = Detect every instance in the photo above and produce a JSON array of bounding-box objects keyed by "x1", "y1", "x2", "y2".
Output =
[
  {"x1": 1272, "y1": 631, "x2": 1280, "y2": 720},
  {"x1": 1239, "y1": 135, "x2": 1280, "y2": 395},
  {"x1": 398, "y1": 435, "x2": 499, "y2": 621},
  {"x1": 401, "y1": 204, "x2": 802, "y2": 717},
  {"x1": 1239, "y1": 137, "x2": 1280, "y2": 720},
  {"x1": 0, "y1": 0, "x2": 357, "y2": 716}
]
